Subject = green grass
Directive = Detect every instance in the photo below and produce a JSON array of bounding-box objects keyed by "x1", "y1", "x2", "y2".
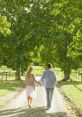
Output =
[
  {"x1": 0, "y1": 66, "x2": 14, "y2": 72},
  {"x1": 56, "y1": 69, "x2": 82, "y2": 113},
  {"x1": 0, "y1": 80, "x2": 24, "y2": 96},
  {"x1": 57, "y1": 80, "x2": 82, "y2": 113},
  {"x1": 32, "y1": 66, "x2": 44, "y2": 76}
]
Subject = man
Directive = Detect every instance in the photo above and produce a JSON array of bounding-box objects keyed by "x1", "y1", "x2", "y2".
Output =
[{"x1": 41, "y1": 63, "x2": 56, "y2": 110}]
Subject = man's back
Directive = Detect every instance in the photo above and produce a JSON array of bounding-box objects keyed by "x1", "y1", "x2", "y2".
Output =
[{"x1": 41, "y1": 69, "x2": 56, "y2": 88}]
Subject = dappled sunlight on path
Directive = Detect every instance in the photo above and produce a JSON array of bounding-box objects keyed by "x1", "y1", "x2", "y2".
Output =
[
  {"x1": 3, "y1": 89, "x2": 27, "y2": 109},
  {"x1": 0, "y1": 77, "x2": 70, "y2": 117},
  {"x1": 0, "y1": 106, "x2": 68, "y2": 117}
]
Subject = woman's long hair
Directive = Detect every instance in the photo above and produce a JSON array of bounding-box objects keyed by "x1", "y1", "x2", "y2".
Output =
[{"x1": 27, "y1": 67, "x2": 33, "y2": 76}]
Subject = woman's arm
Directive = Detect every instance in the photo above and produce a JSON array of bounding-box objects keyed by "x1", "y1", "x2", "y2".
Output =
[
  {"x1": 25, "y1": 74, "x2": 28, "y2": 86},
  {"x1": 32, "y1": 74, "x2": 41, "y2": 85}
]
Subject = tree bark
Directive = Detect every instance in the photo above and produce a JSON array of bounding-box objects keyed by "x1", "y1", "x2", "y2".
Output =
[
  {"x1": 63, "y1": 69, "x2": 71, "y2": 81},
  {"x1": 62, "y1": 69, "x2": 71, "y2": 81},
  {"x1": 15, "y1": 67, "x2": 21, "y2": 80}
]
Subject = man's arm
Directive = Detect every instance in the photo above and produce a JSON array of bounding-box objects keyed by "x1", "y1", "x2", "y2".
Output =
[
  {"x1": 40, "y1": 71, "x2": 46, "y2": 85},
  {"x1": 53, "y1": 72, "x2": 57, "y2": 84}
]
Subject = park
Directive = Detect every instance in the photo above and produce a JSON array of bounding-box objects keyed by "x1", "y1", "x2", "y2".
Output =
[{"x1": 0, "y1": 0, "x2": 82, "y2": 117}]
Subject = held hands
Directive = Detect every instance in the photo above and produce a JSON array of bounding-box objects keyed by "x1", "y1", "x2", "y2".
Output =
[
  {"x1": 37, "y1": 81, "x2": 41, "y2": 86},
  {"x1": 22, "y1": 83, "x2": 27, "y2": 88}
]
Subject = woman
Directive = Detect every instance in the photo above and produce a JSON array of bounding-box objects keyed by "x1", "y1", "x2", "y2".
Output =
[{"x1": 25, "y1": 66, "x2": 40, "y2": 108}]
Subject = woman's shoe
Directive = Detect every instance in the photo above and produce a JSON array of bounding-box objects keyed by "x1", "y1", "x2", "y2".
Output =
[{"x1": 28, "y1": 105, "x2": 31, "y2": 108}]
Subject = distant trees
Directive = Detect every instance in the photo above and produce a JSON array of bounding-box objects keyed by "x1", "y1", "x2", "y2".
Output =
[{"x1": 0, "y1": 0, "x2": 82, "y2": 80}]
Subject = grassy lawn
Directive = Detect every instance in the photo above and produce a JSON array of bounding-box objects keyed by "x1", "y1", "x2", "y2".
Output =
[
  {"x1": 0, "y1": 80, "x2": 24, "y2": 96},
  {"x1": 33, "y1": 66, "x2": 44, "y2": 76},
  {"x1": 55, "y1": 68, "x2": 82, "y2": 113},
  {"x1": 0, "y1": 66, "x2": 24, "y2": 97},
  {"x1": 57, "y1": 80, "x2": 82, "y2": 112}
]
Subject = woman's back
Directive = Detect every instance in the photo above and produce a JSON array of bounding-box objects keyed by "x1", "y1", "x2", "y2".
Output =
[{"x1": 26, "y1": 73, "x2": 35, "y2": 86}]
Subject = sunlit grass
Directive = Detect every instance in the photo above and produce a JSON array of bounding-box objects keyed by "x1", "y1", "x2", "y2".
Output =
[
  {"x1": 0, "y1": 80, "x2": 24, "y2": 96},
  {"x1": 57, "y1": 80, "x2": 82, "y2": 112}
]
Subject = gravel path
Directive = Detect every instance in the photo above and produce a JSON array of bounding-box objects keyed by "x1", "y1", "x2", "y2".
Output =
[
  {"x1": 0, "y1": 76, "x2": 70, "y2": 117},
  {"x1": 0, "y1": 88, "x2": 23, "y2": 109},
  {"x1": 0, "y1": 86, "x2": 70, "y2": 117}
]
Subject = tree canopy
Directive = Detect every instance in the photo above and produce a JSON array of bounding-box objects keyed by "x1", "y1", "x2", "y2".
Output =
[{"x1": 0, "y1": 0, "x2": 82, "y2": 80}]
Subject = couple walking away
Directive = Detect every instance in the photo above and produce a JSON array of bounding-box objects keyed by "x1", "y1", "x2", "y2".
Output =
[{"x1": 25, "y1": 63, "x2": 56, "y2": 110}]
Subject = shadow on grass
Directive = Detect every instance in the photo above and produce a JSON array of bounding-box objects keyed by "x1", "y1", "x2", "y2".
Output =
[
  {"x1": 57, "y1": 80, "x2": 82, "y2": 86},
  {"x1": 0, "y1": 80, "x2": 24, "y2": 91},
  {"x1": 57, "y1": 80, "x2": 82, "y2": 92},
  {"x1": 57, "y1": 80, "x2": 82, "y2": 116},
  {"x1": 0, "y1": 106, "x2": 69, "y2": 117}
]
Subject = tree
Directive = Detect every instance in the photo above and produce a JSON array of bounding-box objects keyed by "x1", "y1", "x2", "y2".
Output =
[
  {"x1": 0, "y1": 0, "x2": 43, "y2": 80},
  {"x1": 0, "y1": 0, "x2": 82, "y2": 80},
  {"x1": 0, "y1": 15, "x2": 11, "y2": 35},
  {"x1": 0, "y1": 1, "x2": 30, "y2": 79},
  {"x1": 39, "y1": 0, "x2": 82, "y2": 80}
]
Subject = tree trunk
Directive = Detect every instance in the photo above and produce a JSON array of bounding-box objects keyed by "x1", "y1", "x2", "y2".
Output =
[
  {"x1": 62, "y1": 69, "x2": 71, "y2": 81},
  {"x1": 15, "y1": 67, "x2": 21, "y2": 80}
]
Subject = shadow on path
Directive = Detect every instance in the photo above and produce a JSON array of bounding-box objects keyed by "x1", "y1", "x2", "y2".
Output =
[
  {"x1": 57, "y1": 80, "x2": 82, "y2": 87},
  {"x1": 0, "y1": 106, "x2": 68, "y2": 117}
]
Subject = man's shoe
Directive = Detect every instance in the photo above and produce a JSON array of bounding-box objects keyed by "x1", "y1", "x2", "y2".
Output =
[{"x1": 45, "y1": 106, "x2": 50, "y2": 110}]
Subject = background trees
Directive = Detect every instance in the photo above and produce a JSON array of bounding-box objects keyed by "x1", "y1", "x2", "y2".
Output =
[
  {"x1": 0, "y1": 0, "x2": 82, "y2": 80},
  {"x1": 38, "y1": 0, "x2": 82, "y2": 80}
]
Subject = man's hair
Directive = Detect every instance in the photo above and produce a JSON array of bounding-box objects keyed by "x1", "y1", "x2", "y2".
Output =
[{"x1": 47, "y1": 63, "x2": 52, "y2": 69}]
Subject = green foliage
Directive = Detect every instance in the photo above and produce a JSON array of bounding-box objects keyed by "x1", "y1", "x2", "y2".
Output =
[
  {"x1": 0, "y1": 15, "x2": 11, "y2": 35},
  {"x1": 0, "y1": 0, "x2": 82, "y2": 80},
  {"x1": 38, "y1": 0, "x2": 82, "y2": 79}
]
